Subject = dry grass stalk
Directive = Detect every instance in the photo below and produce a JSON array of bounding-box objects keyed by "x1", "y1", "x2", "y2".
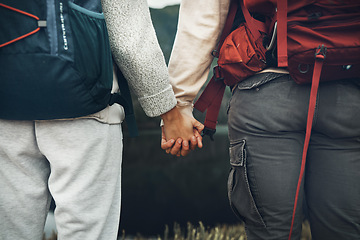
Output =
[{"x1": 45, "y1": 221, "x2": 312, "y2": 240}]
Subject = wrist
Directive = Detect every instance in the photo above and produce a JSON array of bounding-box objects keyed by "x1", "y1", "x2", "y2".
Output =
[{"x1": 161, "y1": 106, "x2": 180, "y2": 122}]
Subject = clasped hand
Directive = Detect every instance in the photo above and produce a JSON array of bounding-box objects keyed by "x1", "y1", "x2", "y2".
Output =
[{"x1": 161, "y1": 107, "x2": 204, "y2": 157}]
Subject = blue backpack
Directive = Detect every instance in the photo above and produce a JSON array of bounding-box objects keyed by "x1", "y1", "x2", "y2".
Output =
[{"x1": 0, "y1": 0, "x2": 138, "y2": 136}]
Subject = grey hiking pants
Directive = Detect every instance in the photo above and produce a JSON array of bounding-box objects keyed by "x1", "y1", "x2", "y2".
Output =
[{"x1": 227, "y1": 74, "x2": 360, "y2": 240}]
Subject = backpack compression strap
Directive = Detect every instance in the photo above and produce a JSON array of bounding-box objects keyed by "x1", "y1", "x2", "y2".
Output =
[
  {"x1": 276, "y1": 0, "x2": 328, "y2": 238},
  {"x1": 110, "y1": 66, "x2": 139, "y2": 138},
  {"x1": 288, "y1": 45, "x2": 326, "y2": 240},
  {"x1": 277, "y1": 0, "x2": 288, "y2": 67},
  {"x1": 0, "y1": 3, "x2": 46, "y2": 48}
]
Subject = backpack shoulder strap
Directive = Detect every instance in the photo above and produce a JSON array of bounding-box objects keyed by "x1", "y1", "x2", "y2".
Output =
[
  {"x1": 240, "y1": 0, "x2": 267, "y2": 38},
  {"x1": 277, "y1": 0, "x2": 288, "y2": 67}
]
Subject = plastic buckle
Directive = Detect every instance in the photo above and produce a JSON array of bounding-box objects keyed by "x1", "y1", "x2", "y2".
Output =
[
  {"x1": 201, "y1": 127, "x2": 216, "y2": 141},
  {"x1": 315, "y1": 44, "x2": 327, "y2": 59},
  {"x1": 213, "y1": 65, "x2": 224, "y2": 81}
]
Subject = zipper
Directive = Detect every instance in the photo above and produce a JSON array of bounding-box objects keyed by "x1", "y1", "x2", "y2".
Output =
[{"x1": 47, "y1": 0, "x2": 58, "y2": 55}]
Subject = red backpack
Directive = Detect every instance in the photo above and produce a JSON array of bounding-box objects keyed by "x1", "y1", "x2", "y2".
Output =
[{"x1": 194, "y1": 0, "x2": 360, "y2": 238}]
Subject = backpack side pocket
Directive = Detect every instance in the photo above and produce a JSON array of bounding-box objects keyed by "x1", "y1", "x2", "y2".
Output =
[{"x1": 68, "y1": 1, "x2": 113, "y2": 104}]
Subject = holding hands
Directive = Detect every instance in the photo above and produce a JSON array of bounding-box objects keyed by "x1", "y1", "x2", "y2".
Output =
[{"x1": 161, "y1": 107, "x2": 204, "y2": 156}]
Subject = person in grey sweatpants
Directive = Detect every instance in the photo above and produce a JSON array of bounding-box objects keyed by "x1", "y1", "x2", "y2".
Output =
[
  {"x1": 0, "y1": 0, "x2": 203, "y2": 240},
  {"x1": 0, "y1": 119, "x2": 123, "y2": 240}
]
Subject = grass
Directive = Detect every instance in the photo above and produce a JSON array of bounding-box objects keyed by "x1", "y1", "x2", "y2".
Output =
[
  {"x1": 43, "y1": 221, "x2": 312, "y2": 240},
  {"x1": 121, "y1": 221, "x2": 312, "y2": 240}
]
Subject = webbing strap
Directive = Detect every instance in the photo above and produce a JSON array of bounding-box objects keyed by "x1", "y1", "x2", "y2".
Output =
[
  {"x1": 194, "y1": 76, "x2": 226, "y2": 131},
  {"x1": 240, "y1": 0, "x2": 267, "y2": 39},
  {"x1": 0, "y1": 3, "x2": 43, "y2": 48},
  {"x1": 277, "y1": 0, "x2": 288, "y2": 67},
  {"x1": 288, "y1": 45, "x2": 326, "y2": 240},
  {"x1": 113, "y1": 66, "x2": 139, "y2": 137}
]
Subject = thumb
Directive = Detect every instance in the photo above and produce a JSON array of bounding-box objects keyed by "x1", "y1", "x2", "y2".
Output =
[{"x1": 192, "y1": 119, "x2": 204, "y2": 132}]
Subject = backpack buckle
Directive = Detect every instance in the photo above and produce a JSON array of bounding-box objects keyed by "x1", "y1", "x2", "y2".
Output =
[
  {"x1": 213, "y1": 65, "x2": 224, "y2": 81},
  {"x1": 315, "y1": 44, "x2": 327, "y2": 59},
  {"x1": 201, "y1": 127, "x2": 216, "y2": 141}
]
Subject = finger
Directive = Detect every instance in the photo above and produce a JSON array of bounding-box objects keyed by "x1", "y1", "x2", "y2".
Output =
[
  {"x1": 170, "y1": 138, "x2": 182, "y2": 156},
  {"x1": 182, "y1": 139, "x2": 190, "y2": 151},
  {"x1": 194, "y1": 130, "x2": 203, "y2": 148},
  {"x1": 197, "y1": 135, "x2": 203, "y2": 148},
  {"x1": 190, "y1": 135, "x2": 197, "y2": 151},
  {"x1": 161, "y1": 138, "x2": 175, "y2": 150},
  {"x1": 193, "y1": 121, "x2": 205, "y2": 133}
]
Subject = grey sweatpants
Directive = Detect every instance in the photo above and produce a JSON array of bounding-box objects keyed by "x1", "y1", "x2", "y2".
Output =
[{"x1": 0, "y1": 119, "x2": 123, "y2": 240}]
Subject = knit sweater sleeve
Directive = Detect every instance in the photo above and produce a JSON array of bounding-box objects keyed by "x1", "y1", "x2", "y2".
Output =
[{"x1": 101, "y1": 0, "x2": 176, "y2": 117}]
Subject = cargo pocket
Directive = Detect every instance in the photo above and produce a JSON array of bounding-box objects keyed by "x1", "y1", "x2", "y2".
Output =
[{"x1": 227, "y1": 139, "x2": 266, "y2": 227}]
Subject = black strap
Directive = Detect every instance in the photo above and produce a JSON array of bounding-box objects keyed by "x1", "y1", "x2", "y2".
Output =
[{"x1": 111, "y1": 65, "x2": 139, "y2": 137}]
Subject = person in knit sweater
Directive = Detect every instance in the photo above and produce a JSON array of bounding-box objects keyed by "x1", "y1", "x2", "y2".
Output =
[{"x1": 0, "y1": 0, "x2": 203, "y2": 239}]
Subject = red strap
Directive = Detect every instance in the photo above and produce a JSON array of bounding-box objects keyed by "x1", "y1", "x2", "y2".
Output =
[
  {"x1": 277, "y1": 0, "x2": 288, "y2": 67},
  {"x1": 194, "y1": 76, "x2": 226, "y2": 130},
  {"x1": 204, "y1": 83, "x2": 226, "y2": 130},
  {"x1": 288, "y1": 46, "x2": 326, "y2": 240},
  {"x1": 0, "y1": 3, "x2": 41, "y2": 48},
  {"x1": 240, "y1": 0, "x2": 267, "y2": 39}
]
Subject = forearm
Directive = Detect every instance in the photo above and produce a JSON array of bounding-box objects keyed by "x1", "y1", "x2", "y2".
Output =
[{"x1": 168, "y1": 0, "x2": 231, "y2": 106}]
